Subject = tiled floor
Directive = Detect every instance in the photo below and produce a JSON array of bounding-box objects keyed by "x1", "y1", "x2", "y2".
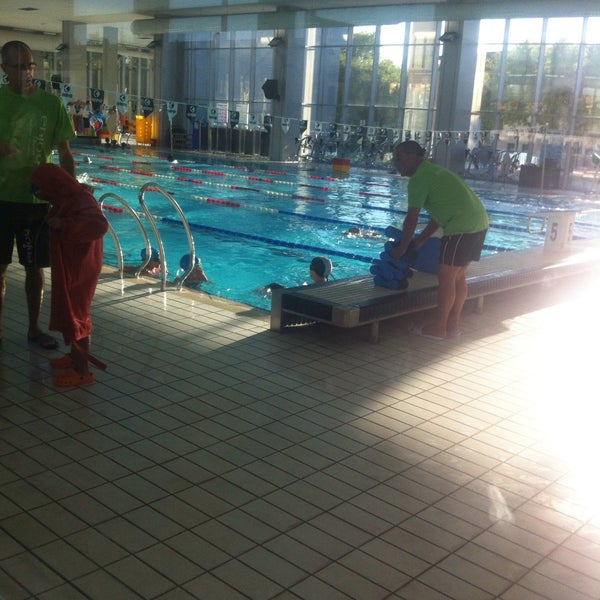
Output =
[{"x1": 1, "y1": 263, "x2": 600, "y2": 599}]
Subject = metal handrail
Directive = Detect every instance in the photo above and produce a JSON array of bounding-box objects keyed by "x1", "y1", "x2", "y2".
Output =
[
  {"x1": 138, "y1": 182, "x2": 196, "y2": 291},
  {"x1": 97, "y1": 192, "x2": 151, "y2": 279}
]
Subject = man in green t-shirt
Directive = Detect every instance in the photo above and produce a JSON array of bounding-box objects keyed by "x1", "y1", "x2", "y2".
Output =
[
  {"x1": 391, "y1": 140, "x2": 489, "y2": 340},
  {"x1": 0, "y1": 40, "x2": 76, "y2": 348}
]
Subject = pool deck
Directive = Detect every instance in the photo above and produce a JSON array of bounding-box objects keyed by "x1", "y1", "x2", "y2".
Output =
[{"x1": 1, "y1": 243, "x2": 600, "y2": 599}]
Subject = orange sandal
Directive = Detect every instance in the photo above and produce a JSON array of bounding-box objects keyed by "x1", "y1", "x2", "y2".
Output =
[
  {"x1": 52, "y1": 368, "x2": 94, "y2": 387},
  {"x1": 49, "y1": 354, "x2": 74, "y2": 369}
]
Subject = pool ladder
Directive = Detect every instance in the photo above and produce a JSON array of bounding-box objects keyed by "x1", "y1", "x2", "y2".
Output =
[{"x1": 98, "y1": 182, "x2": 197, "y2": 291}]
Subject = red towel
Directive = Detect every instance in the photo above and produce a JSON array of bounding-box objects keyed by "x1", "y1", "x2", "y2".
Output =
[{"x1": 30, "y1": 164, "x2": 108, "y2": 346}]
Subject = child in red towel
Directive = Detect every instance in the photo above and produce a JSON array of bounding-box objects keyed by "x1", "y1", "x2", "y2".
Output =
[{"x1": 30, "y1": 164, "x2": 108, "y2": 386}]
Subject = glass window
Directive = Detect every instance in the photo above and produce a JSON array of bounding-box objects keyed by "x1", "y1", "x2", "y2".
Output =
[
  {"x1": 404, "y1": 22, "x2": 436, "y2": 115},
  {"x1": 373, "y1": 107, "x2": 399, "y2": 128},
  {"x1": 320, "y1": 46, "x2": 344, "y2": 106},
  {"x1": 214, "y1": 49, "x2": 230, "y2": 102},
  {"x1": 381, "y1": 23, "x2": 405, "y2": 46},
  {"x1": 344, "y1": 106, "x2": 369, "y2": 126},
  {"x1": 508, "y1": 19, "x2": 543, "y2": 44},
  {"x1": 214, "y1": 32, "x2": 231, "y2": 48},
  {"x1": 479, "y1": 20, "x2": 506, "y2": 45},
  {"x1": 347, "y1": 31, "x2": 375, "y2": 106},
  {"x1": 253, "y1": 48, "x2": 272, "y2": 103},
  {"x1": 403, "y1": 108, "x2": 430, "y2": 133},
  {"x1": 186, "y1": 48, "x2": 211, "y2": 103},
  {"x1": 579, "y1": 45, "x2": 600, "y2": 126},
  {"x1": 233, "y1": 48, "x2": 251, "y2": 102},
  {"x1": 540, "y1": 43, "x2": 580, "y2": 130},
  {"x1": 352, "y1": 25, "x2": 376, "y2": 42},
  {"x1": 377, "y1": 24, "x2": 404, "y2": 110},
  {"x1": 322, "y1": 28, "x2": 347, "y2": 46},
  {"x1": 473, "y1": 21, "x2": 506, "y2": 129},
  {"x1": 233, "y1": 31, "x2": 254, "y2": 47},
  {"x1": 585, "y1": 17, "x2": 600, "y2": 44},
  {"x1": 503, "y1": 42, "x2": 540, "y2": 126},
  {"x1": 375, "y1": 51, "x2": 402, "y2": 108},
  {"x1": 546, "y1": 18, "x2": 584, "y2": 43},
  {"x1": 88, "y1": 51, "x2": 102, "y2": 89}
]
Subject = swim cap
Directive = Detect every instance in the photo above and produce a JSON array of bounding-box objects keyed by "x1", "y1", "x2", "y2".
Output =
[
  {"x1": 179, "y1": 253, "x2": 201, "y2": 270},
  {"x1": 310, "y1": 256, "x2": 332, "y2": 279},
  {"x1": 141, "y1": 247, "x2": 160, "y2": 262}
]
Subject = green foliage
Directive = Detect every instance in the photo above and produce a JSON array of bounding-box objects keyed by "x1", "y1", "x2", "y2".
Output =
[{"x1": 336, "y1": 31, "x2": 401, "y2": 125}]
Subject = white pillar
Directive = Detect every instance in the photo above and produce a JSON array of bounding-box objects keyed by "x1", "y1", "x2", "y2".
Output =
[{"x1": 62, "y1": 21, "x2": 88, "y2": 105}]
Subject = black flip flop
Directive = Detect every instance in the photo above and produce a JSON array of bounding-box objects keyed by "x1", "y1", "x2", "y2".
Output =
[{"x1": 28, "y1": 333, "x2": 59, "y2": 350}]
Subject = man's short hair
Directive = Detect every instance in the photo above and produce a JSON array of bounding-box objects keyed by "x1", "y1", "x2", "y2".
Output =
[
  {"x1": 393, "y1": 140, "x2": 426, "y2": 157},
  {"x1": 1, "y1": 40, "x2": 32, "y2": 64}
]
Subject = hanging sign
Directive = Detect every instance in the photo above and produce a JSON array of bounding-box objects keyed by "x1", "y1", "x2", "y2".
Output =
[
  {"x1": 186, "y1": 104, "x2": 197, "y2": 120},
  {"x1": 281, "y1": 117, "x2": 290, "y2": 133},
  {"x1": 166, "y1": 101, "x2": 178, "y2": 121},
  {"x1": 229, "y1": 110, "x2": 240, "y2": 127},
  {"x1": 264, "y1": 115, "x2": 273, "y2": 131},
  {"x1": 90, "y1": 88, "x2": 104, "y2": 111},
  {"x1": 208, "y1": 105, "x2": 218, "y2": 124},
  {"x1": 141, "y1": 97, "x2": 154, "y2": 117},
  {"x1": 60, "y1": 83, "x2": 73, "y2": 108},
  {"x1": 116, "y1": 92, "x2": 129, "y2": 114}
]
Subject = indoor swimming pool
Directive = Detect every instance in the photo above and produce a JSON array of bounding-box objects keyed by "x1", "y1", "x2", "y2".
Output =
[{"x1": 72, "y1": 147, "x2": 600, "y2": 310}]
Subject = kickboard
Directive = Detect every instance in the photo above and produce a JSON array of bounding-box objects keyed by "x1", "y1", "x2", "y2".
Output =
[{"x1": 384, "y1": 226, "x2": 440, "y2": 274}]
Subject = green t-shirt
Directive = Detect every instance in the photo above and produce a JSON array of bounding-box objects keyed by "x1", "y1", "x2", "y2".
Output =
[
  {"x1": 407, "y1": 160, "x2": 489, "y2": 235},
  {"x1": 0, "y1": 86, "x2": 76, "y2": 204}
]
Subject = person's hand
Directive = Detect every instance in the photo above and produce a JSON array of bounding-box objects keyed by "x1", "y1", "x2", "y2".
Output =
[
  {"x1": 390, "y1": 244, "x2": 404, "y2": 261},
  {"x1": 0, "y1": 140, "x2": 18, "y2": 158}
]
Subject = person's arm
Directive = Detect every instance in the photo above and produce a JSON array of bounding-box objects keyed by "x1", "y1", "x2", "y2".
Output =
[
  {"x1": 413, "y1": 219, "x2": 439, "y2": 249},
  {"x1": 0, "y1": 140, "x2": 18, "y2": 158},
  {"x1": 390, "y1": 207, "x2": 420, "y2": 260},
  {"x1": 57, "y1": 140, "x2": 75, "y2": 177}
]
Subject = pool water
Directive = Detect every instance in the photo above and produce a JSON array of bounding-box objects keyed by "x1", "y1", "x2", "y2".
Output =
[{"x1": 72, "y1": 148, "x2": 600, "y2": 310}]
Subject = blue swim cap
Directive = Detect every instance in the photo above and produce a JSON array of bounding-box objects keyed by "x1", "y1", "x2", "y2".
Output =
[
  {"x1": 141, "y1": 247, "x2": 160, "y2": 262},
  {"x1": 179, "y1": 253, "x2": 200, "y2": 270}
]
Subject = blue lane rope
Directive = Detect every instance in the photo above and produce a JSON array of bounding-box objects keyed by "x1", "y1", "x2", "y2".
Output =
[
  {"x1": 158, "y1": 215, "x2": 520, "y2": 257},
  {"x1": 87, "y1": 154, "x2": 599, "y2": 254},
  {"x1": 88, "y1": 156, "x2": 559, "y2": 228},
  {"x1": 159, "y1": 216, "x2": 378, "y2": 263}
]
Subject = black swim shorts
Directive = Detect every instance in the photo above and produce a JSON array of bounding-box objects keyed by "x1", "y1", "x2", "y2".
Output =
[
  {"x1": 439, "y1": 229, "x2": 487, "y2": 267},
  {"x1": 0, "y1": 202, "x2": 51, "y2": 268}
]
